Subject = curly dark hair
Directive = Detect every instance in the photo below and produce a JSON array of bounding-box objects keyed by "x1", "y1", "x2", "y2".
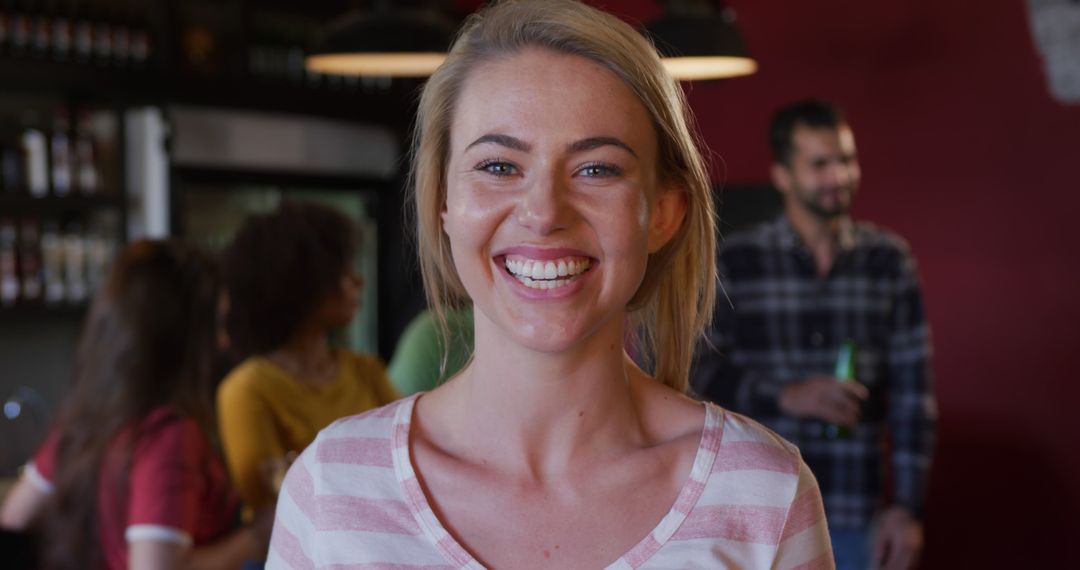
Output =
[{"x1": 223, "y1": 201, "x2": 357, "y2": 358}]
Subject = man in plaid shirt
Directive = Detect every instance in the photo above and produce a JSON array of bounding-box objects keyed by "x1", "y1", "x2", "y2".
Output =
[{"x1": 692, "y1": 100, "x2": 936, "y2": 570}]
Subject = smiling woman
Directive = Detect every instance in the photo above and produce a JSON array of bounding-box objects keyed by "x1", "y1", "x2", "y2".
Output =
[
  {"x1": 442, "y1": 47, "x2": 673, "y2": 357},
  {"x1": 265, "y1": 1, "x2": 833, "y2": 569}
]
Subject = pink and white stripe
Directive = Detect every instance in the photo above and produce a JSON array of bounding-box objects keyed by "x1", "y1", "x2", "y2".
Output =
[{"x1": 267, "y1": 395, "x2": 832, "y2": 569}]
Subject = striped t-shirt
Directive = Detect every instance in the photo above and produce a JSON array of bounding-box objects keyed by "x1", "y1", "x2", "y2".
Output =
[{"x1": 268, "y1": 394, "x2": 832, "y2": 569}]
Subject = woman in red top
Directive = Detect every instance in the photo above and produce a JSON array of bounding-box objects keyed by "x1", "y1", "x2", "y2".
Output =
[{"x1": 0, "y1": 240, "x2": 271, "y2": 569}]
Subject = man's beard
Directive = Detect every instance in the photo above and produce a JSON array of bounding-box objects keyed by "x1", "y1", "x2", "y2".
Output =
[{"x1": 798, "y1": 187, "x2": 852, "y2": 220}]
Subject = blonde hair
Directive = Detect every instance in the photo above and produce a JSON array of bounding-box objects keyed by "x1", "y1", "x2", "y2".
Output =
[{"x1": 408, "y1": 0, "x2": 716, "y2": 392}]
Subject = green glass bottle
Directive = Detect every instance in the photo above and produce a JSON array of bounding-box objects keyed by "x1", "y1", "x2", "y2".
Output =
[{"x1": 825, "y1": 339, "x2": 857, "y2": 439}]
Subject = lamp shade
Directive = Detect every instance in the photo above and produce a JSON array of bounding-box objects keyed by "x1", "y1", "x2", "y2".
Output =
[
  {"x1": 306, "y1": 9, "x2": 456, "y2": 77},
  {"x1": 646, "y1": 3, "x2": 758, "y2": 81}
]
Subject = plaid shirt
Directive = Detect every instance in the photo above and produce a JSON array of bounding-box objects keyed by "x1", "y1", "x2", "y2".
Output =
[{"x1": 691, "y1": 215, "x2": 936, "y2": 529}]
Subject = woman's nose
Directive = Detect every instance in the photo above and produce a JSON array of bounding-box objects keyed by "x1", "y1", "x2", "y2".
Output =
[{"x1": 516, "y1": 174, "x2": 570, "y2": 235}]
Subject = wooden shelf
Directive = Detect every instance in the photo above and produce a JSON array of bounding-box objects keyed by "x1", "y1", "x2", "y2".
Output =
[
  {"x1": 0, "y1": 194, "x2": 125, "y2": 216},
  {"x1": 0, "y1": 58, "x2": 161, "y2": 104},
  {"x1": 0, "y1": 56, "x2": 418, "y2": 129},
  {"x1": 164, "y1": 76, "x2": 419, "y2": 129},
  {"x1": 172, "y1": 165, "x2": 393, "y2": 192},
  {"x1": 0, "y1": 303, "x2": 89, "y2": 320}
]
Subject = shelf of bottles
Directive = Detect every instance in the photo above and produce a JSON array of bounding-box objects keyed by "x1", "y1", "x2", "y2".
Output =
[
  {"x1": 0, "y1": 97, "x2": 122, "y2": 315},
  {"x1": 243, "y1": 6, "x2": 393, "y2": 95},
  {"x1": 0, "y1": 0, "x2": 140, "y2": 316},
  {"x1": 0, "y1": 0, "x2": 154, "y2": 74},
  {"x1": 0, "y1": 214, "x2": 116, "y2": 313}
]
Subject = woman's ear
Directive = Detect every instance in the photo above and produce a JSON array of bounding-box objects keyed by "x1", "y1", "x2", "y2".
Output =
[
  {"x1": 647, "y1": 185, "x2": 688, "y2": 253},
  {"x1": 440, "y1": 196, "x2": 449, "y2": 232}
]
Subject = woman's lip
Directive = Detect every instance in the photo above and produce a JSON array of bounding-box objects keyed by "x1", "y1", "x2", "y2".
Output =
[{"x1": 492, "y1": 246, "x2": 595, "y2": 260}]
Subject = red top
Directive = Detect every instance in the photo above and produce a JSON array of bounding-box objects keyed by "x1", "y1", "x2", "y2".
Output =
[{"x1": 32, "y1": 407, "x2": 240, "y2": 570}]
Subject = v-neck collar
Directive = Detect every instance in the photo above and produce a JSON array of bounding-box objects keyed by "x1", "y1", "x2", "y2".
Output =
[{"x1": 390, "y1": 393, "x2": 725, "y2": 569}]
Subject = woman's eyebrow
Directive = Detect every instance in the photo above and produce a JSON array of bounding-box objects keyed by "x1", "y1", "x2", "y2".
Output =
[
  {"x1": 567, "y1": 136, "x2": 637, "y2": 158},
  {"x1": 466, "y1": 133, "x2": 531, "y2": 152},
  {"x1": 464, "y1": 134, "x2": 637, "y2": 158}
]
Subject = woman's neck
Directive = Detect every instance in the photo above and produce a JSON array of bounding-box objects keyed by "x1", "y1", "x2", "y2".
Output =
[
  {"x1": 264, "y1": 324, "x2": 336, "y2": 384},
  {"x1": 424, "y1": 310, "x2": 649, "y2": 483}
]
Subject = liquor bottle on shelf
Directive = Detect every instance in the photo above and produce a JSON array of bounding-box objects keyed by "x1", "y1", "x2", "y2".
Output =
[
  {"x1": 824, "y1": 339, "x2": 859, "y2": 440},
  {"x1": 50, "y1": 105, "x2": 72, "y2": 196},
  {"x1": 0, "y1": 116, "x2": 24, "y2": 193},
  {"x1": 71, "y1": 0, "x2": 92, "y2": 63},
  {"x1": 10, "y1": 0, "x2": 30, "y2": 56},
  {"x1": 85, "y1": 109, "x2": 116, "y2": 194},
  {"x1": 17, "y1": 217, "x2": 43, "y2": 303},
  {"x1": 50, "y1": 0, "x2": 71, "y2": 61},
  {"x1": 110, "y1": 0, "x2": 128, "y2": 66},
  {"x1": 128, "y1": 0, "x2": 149, "y2": 67},
  {"x1": 0, "y1": 218, "x2": 18, "y2": 306},
  {"x1": 41, "y1": 219, "x2": 63, "y2": 303},
  {"x1": 74, "y1": 108, "x2": 98, "y2": 194},
  {"x1": 62, "y1": 221, "x2": 86, "y2": 303},
  {"x1": 0, "y1": 1, "x2": 11, "y2": 55},
  {"x1": 84, "y1": 219, "x2": 113, "y2": 294},
  {"x1": 92, "y1": 0, "x2": 111, "y2": 66},
  {"x1": 20, "y1": 112, "x2": 48, "y2": 197},
  {"x1": 30, "y1": 0, "x2": 51, "y2": 58}
]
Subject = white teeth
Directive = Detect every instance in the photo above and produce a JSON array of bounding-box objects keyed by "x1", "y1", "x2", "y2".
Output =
[
  {"x1": 503, "y1": 255, "x2": 591, "y2": 290},
  {"x1": 520, "y1": 276, "x2": 570, "y2": 290},
  {"x1": 544, "y1": 262, "x2": 557, "y2": 279}
]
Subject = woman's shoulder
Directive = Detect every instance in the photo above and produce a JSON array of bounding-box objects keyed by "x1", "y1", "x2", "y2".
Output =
[
  {"x1": 127, "y1": 407, "x2": 210, "y2": 460},
  {"x1": 314, "y1": 395, "x2": 411, "y2": 444},
  {"x1": 138, "y1": 405, "x2": 199, "y2": 434},
  {"x1": 287, "y1": 397, "x2": 415, "y2": 499},
  {"x1": 217, "y1": 356, "x2": 280, "y2": 394},
  {"x1": 709, "y1": 404, "x2": 803, "y2": 477}
]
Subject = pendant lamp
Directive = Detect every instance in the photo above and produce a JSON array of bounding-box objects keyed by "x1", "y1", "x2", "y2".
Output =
[
  {"x1": 306, "y1": 2, "x2": 456, "y2": 77},
  {"x1": 646, "y1": 0, "x2": 758, "y2": 81}
]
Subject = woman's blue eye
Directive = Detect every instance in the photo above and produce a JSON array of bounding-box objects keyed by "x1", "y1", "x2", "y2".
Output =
[
  {"x1": 578, "y1": 162, "x2": 620, "y2": 177},
  {"x1": 477, "y1": 160, "x2": 517, "y2": 176}
]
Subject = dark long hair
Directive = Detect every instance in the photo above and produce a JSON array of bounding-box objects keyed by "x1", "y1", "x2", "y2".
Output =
[{"x1": 43, "y1": 240, "x2": 220, "y2": 570}]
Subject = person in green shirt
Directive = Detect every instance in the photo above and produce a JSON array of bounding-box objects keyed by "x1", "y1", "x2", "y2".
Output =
[{"x1": 388, "y1": 306, "x2": 474, "y2": 395}]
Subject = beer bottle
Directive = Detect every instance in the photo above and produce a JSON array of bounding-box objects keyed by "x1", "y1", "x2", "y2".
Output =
[{"x1": 825, "y1": 339, "x2": 857, "y2": 439}]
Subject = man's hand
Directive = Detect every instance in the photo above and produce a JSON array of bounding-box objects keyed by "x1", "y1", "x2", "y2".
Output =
[
  {"x1": 778, "y1": 376, "x2": 868, "y2": 426},
  {"x1": 874, "y1": 506, "x2": 923, "y2": 569}
]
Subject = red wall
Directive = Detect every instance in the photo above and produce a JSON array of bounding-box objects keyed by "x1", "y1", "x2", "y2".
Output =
[
  {"x1": 458, "y1": 0, "x2": 1080, "y2": 565},
  {"x1": 695, "y1": 1, "x2": 1080, "y2": 566}
]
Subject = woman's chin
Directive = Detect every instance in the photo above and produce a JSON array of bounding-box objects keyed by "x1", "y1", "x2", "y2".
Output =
[{"x1": 491, "y1": 318, "x2": 605, "y2": 356}]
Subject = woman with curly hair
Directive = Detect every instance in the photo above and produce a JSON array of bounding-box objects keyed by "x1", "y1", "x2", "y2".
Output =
[{"x1": 217, "y1": 202, "x2": 398, "y2": 519}]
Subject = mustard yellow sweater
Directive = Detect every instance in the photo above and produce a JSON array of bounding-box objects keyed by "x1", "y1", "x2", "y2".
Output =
[{"x1": 217, "y1": 349, "x2": 399, "y2": 514}]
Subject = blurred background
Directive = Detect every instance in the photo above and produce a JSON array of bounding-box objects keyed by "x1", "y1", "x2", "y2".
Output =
[{"x1": 0, "y1": 0, "x2": 1077, "y2": 567}]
